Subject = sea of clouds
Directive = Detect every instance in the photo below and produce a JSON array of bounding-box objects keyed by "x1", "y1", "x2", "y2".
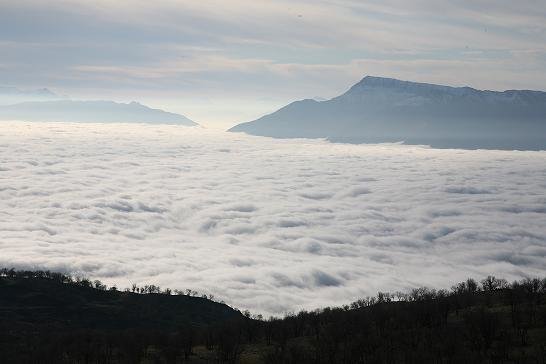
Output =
[{"x1": 1, "y1": 121, "x2": 545, "y2": 315}]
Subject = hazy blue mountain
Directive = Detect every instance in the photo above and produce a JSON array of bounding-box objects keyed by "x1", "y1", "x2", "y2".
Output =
[
  {"x1": 229, "y1": 76, "x2": 546, "y2": 150},
  {"x1": 0, "y1": 100, "x2": 197, "y2": 125},
  {"x1": 0, "y1": 86, "x2": 63, "y2": 105}
]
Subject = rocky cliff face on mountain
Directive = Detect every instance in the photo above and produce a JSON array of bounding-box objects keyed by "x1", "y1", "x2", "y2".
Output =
[{"x1": 230, "y1": 76, "x2": 546, "y2": 149}]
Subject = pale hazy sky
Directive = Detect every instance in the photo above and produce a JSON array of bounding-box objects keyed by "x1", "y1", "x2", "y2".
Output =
[{"x1": 1, "y1": 0, "x2": 545, "y2": 128}]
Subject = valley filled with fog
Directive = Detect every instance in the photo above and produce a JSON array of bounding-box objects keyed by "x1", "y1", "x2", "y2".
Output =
[{"x1": 1, "y1": 121, "x2": 545, "y2": 315}]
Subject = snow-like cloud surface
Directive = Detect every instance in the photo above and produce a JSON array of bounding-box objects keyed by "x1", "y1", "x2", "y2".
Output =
[{"x1": 1, "y1": 122, "x2": 545, "y2": 315}]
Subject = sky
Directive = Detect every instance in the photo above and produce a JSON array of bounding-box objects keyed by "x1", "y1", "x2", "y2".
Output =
[
  {"x1": 1, "y1": 0, "x2": 546, "y2": 128},
  {"x1": 2, "y1": 121, "x2": 545, "y2": 315}
]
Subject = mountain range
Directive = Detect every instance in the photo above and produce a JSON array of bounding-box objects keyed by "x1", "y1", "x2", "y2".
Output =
[
  {"x1": 229, "y1": 76, "x2": 546, "y2": 150},
  {"x1": 0, "y1": 86, "x2": 63, "y2": 105},
  {"x1": 0, "y1": 99, "x2": 196, "y2": 126}
]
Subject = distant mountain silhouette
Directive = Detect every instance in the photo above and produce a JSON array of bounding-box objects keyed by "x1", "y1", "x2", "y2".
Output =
[
  {"x1": 230, "y1": 76, "x2": 546, "y2": 150},
  {"x1": 0, "y1": 86, "x2": 63, "y2": 105},
  {"x1": 0, "y1": 99, "x2": 197, "y2": 125},
  {"x1": 0, "y1": 86, "x2": 58, "y2": 97}
]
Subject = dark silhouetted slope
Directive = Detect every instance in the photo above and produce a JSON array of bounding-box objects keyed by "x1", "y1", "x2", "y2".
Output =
[
  {"x1": 1, "y1": 270, "x2": 545, "y2": 363},
  {"x1": 0, "y1": 276, "x2": 239, "y2": 331}
]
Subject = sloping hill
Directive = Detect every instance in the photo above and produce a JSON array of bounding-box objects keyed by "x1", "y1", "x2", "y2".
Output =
[
  {"x1": 229, "y1": 76, "x2": 546, "y2": 149},
  {"x1": 0, "y1": 272, "x2": 243, "y2": 363},
  {"x1": 1, "y1": 271, "x2": 545, "y2": 363},
  {"x1": 0, "y1": 276, "x2": 240, "y2": 331},
  {"x1": 0, "y1": 99, "x2": 197, "y2": 125}
]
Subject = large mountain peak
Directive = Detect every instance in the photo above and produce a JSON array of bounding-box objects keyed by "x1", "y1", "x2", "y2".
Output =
[{"x1": 229, "y1": 75, "x2": 546, "y2": 150}]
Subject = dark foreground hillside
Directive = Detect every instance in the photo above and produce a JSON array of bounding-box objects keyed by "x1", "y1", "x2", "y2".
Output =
[{"x1": 1, "y1": 269, "x2": 545, "y2": 364}]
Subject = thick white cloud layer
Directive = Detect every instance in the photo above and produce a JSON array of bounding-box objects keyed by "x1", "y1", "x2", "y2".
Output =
[{"x1": 1, "y1": 121, "x2": 545, "y2": 315}]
